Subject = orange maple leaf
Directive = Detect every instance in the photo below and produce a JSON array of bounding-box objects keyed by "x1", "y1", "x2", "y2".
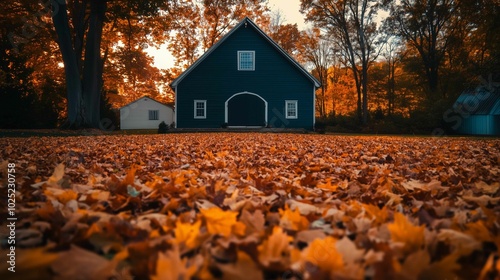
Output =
[
  {"x1": 303, "y1": 236, "x2": 344, "y2": 272},
  {"x1": 363, "y1": 203, "x2": 388, "y2": 225},
  {"x1": 388, "y1": 212, "x2": 425, "y2": 252},
  {"x1": 258, "y1": 226, "x2": 292, "y2": 266},
  {"x1": 317, "y1": 178, "x2": 338, "y2": 191},
  {"x1": 152, "y1": 245, "x2": 196, "y2": 280},
  {"x1": 44, "y1": 188, "x2": 78, "y2": 204},
  {"x1": 175, "y1": 220, "x2": 201, "y2": 249},
  {"x1": 279, "y1": 205, "x2": 309, "y2": 231},
  {"x1": 200, "y1": 207, "x2": 238, "y2": 237}
]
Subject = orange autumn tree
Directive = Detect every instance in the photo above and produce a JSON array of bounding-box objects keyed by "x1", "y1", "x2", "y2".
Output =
[
  {"x1": 296, "y1": 28, "x2": 335, "y2": 117},
  {"x1": 167, "y1": 0, "x2": 269, "y2": 73}
]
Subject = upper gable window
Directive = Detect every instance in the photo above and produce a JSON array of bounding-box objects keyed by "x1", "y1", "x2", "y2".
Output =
[{"x1": 238, "y1": 51, "x2": 255, "y2": 71}]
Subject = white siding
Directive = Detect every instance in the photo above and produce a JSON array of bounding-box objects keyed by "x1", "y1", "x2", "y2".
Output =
[{"x1": 120, "y1": 97, "x2": 175, "y2": 130}]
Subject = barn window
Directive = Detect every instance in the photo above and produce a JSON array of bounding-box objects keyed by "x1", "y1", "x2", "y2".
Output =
[
  {"x1": 149, "y1": 110, "x2": 159, "y2": 120},
  {"x1": 194, "y1": 100, "x2": 207, "y2": 119},
  {"x1": 238, "y1": 51, "x2": 255, "y2": 71},
  {"x1": 285, "y1": 100, "x2": 298, "y2": 119}
]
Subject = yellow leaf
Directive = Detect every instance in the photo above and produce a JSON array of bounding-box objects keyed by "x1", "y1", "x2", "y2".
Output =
[
  {"x1": 303, "y1": 236, "x2": 343, "y2": 272},
  {"x1": 200, "y1": 207, "x2": 238, "y2": 237},
  {"x1": 152, "y1": 245, "x2": 196, "y2": 280},
  {"x1": 47, "y1": 163, "x2": 65, "y2": 186},
  {"x1": 363, "y1": 203, "x2": 388, "y2": 225},
  {"x1": 317, "y1": 178, "x2": 338, "y2": 191},
  {"x1": 122, "y1": 166, "x2": 137, "y2": 186},
  {"x1": 175, "y1": 220, "x2": 201, "y2": 249},
  {"x1": 44, "y1": 188, "x2": 78, "y2": 204},
  {"x1": 279, "y1": 205, "x2": 309, "y2": 231},
  {"x1": 388, "y1": 212, "x2": 425, "y2": 252},
  {"x1": 232, "y1": 221, "x2": 247, "y2": 236},
  {"x1": 258, "y1": 226, "x2": 292, "y2": 266}
]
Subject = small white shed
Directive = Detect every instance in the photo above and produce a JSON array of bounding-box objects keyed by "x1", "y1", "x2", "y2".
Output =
[{"x1": 120, "y1": 96, "x2": 175, "y2": 130}]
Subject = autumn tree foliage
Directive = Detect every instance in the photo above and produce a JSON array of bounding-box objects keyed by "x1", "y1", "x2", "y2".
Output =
[
  {"x1": 300, "y1": 0, "x2": 385, "y2": 125},
  {"x1": 50, "y1": 0, "x2": 178, "y2": 129},
  {"x1": 167, "y1": 0, "x2": 270, "y2": 71},
  {"x1": 386, "y1": 0, "x2": 459, "y2": 99},
  {"x1": 0, "y1": 1, "x2": 65, "y2": 128},
  {"x1": 267, "y1": 10, "x2": 302, "y2": 56},
  {"x1": 296, "y1": 29, "x2": 335, "y2": 117},
  {"x1": 386, "y1": 0, "x2": 499, "y2": 101}
]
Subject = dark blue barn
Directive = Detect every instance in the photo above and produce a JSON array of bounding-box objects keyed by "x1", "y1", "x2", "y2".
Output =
[{"x1": 170, "y1": 17, "x2": 321, "y2": 129}]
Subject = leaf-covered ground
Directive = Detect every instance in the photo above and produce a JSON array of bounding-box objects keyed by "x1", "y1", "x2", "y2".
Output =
[{"x1": 1, "y1": 133, "x2": 499, "y2": 280}]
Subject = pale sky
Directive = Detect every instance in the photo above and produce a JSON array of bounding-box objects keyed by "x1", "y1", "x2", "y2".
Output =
[
  {"x1": 269, "y1": 0, "x2": 308, "y2": 30},
  {"x1": 149, "y1": 0, "x2": 307, "y2": 70}
]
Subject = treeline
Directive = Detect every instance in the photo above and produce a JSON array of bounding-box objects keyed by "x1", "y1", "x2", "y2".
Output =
[
  {"x1": 0, "y1": 1, "x2": 498, "y2": 131},
  {"x1": 299, "y1": 0, "x2": 499, "y2": 134}
]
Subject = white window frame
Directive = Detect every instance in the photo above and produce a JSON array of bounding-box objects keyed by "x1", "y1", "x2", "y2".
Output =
[
  {"x1": 237, "y1": 51, "x2": 255, "y2": 71},
  {"x1": 194, "y1": 100, "x2": 207, "y2": 119},
  {"x1": 148, "y1": 110, "x2": 159, "y2": 120},
  {"x1": 285, "y1": 100, "x2": 298, "y2": 119}
]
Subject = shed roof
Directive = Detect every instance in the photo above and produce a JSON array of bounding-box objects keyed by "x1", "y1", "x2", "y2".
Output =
[
  {"x1": 453, "y1": 87, "x2": 500, "y2": 115},
  {"x1": 120, "y1": 96, "x2": 174, "y2": 110},
  {"x1": 170, "y1": 17, "x2": 321, "y2": 89}
]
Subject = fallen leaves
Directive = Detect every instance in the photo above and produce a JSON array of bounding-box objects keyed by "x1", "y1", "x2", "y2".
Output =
[{"x1": 0, "y1": 133, "x2": 499, "y2": 279}]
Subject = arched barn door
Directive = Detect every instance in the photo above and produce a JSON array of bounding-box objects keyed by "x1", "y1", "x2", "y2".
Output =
[{"x1": 225, "y1": 92, "x2": 267, "y2": 127}]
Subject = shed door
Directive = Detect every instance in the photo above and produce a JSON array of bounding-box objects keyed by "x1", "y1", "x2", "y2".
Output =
[{"x1": 227, "y1": 93, "x2": 265, "y2": 126}]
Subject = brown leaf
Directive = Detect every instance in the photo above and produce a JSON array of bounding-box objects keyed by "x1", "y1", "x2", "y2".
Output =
[
  {"x1": 51, "y1": 245, "x2": 116, "y2": 280},
  {"x1": 218, "y1": 250, "x2": 263, "y2": 280},
  {"x1": 239, "y1": 209, "x2": 265, "y2": 235}
]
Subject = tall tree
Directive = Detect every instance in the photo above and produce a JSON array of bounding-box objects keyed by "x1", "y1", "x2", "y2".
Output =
[
  {"x1": 300, "y1": 0, "x2": 384, "y2": 124},
  {"x1": 386, "y1": 0, "x2": 459, "y2": 100},
  {"x1": 296, "y1": 29, "x2": 334, "y2": 117},
  {"x1": 381, "y1": 38, "x2": 401, "y2": 116},
  {"x1": 50, "y1": 0, "x2": 175, "y2": 129}
]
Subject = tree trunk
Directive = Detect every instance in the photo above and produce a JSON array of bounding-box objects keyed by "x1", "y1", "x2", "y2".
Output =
[
  {"x1": 426, "y1": 63, "x2": 439, "y2": 98},
  {"x1": 387, "y1": 59, "x2": 395, "y2": 116},
  {"x1": 82, "y1": 0, "x2": 106, "y2": 128},
  {"x1": 51, "y1": 0, "x2": 84, "y2": 128},
  {"x1": 362, "y1": 62, "x2": 368, "y2": 125}
]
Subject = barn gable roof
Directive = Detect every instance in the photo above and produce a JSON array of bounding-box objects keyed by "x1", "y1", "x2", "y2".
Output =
[{"x1": 170, "y1": 17, "x2": 321, "y2": 89}]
